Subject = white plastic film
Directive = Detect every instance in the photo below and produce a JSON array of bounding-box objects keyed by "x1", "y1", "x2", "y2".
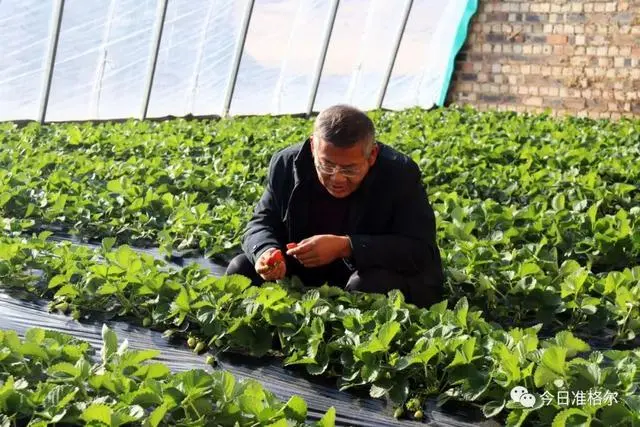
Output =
[
  {"x1": 0, "y1": 0, "x2": 475, "y2": 121},
  {"x1": 0, "y1": 0, "x2": 53, "y2": 121},
  {"x1": 45, "y1": 0, "x2": 157, "y2": 122}
]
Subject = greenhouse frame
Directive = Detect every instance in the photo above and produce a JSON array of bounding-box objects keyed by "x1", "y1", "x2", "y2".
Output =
[{"x1": 1, "y1": 1, "x2": 639, "y2": 427}]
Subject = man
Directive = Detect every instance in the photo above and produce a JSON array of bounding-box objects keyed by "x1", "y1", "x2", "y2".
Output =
[{"x1": 225, "y1": 104, "x2": 444, "y2": 308}]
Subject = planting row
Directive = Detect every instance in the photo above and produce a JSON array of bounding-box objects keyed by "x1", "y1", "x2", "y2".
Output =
[
  {"x1": 0, "y1": 324, "x2": 335, "y2": 426},
  {"x1": 2, "y1": 112, "x2": 640, "y2": 348},
  {"x1": 3, "y1": 190, "x2": 639, "y2": 348},
  {"x1": 435, "y1": 192, "x2": 640, "y2": 344},
  {"x1": 0, "y1": 108, "x2": 638, "y2": 261},
  {"x1": 0, "y1": 235, "x2": 638, "y2": 426}
]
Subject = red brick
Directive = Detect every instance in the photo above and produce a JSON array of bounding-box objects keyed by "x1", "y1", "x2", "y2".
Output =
[
  {"x1": 524, "y1": 96, "x2": 543, "y2": 107},
  {"x1": 564, "y1": 98, "x2": 587, "y2": 109},
  {"x1": 547, "y1": 34, "x2": 569, "y2": 44},
  {"x1": 461, "y1": 62, "x2": 475, "y2": 72},
  {"x1": 613, "y1": 34, "x2": 636, "y2": 45}
]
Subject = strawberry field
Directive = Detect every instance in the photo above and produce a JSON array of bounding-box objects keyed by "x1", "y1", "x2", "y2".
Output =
[{"x1": 1, "y1": 107, "x2": 639, "y2": 426}]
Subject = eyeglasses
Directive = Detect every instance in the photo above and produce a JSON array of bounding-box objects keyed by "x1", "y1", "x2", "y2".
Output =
[{"x1": 314, "y1": 159, "x2": 362, "y2": 178}]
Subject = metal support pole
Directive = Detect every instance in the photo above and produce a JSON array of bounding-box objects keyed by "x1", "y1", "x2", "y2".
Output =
[
  {"x1": 140, "y1": 0, "x2": 169, "y2": 120},
  {"x1": 306, "y1": 0, "x2": 340, "y2": 116},
  {"x1": 38, "y1": 0, "x2": 65, "y2": 124},
  {"x1": 222, "y1": 0, "x2": 255, "y2": 117},
  {"x1": 376, "y1": 0, "x2": 413, "y2": 109}
]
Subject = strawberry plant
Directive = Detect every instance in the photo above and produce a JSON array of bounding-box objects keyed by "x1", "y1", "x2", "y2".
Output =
[
  {"x1": 1, "y1": 234, "x2": 639, "y2": 426},
  {"x1": 2, "y1": 107, "x2": 640, "y2": 425},
  {"x1": 0, "y1": 324, "x2": 336, "y2": 426}
]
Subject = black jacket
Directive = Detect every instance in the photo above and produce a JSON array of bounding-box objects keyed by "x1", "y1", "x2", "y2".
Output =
[{"x1": 241, "y1": 139, "x2": 444, "y2": 286}]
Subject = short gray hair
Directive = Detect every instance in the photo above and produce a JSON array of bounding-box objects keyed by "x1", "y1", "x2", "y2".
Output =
[{"x1": 313, "y1": 104, "x2": 376, "y2": 157}]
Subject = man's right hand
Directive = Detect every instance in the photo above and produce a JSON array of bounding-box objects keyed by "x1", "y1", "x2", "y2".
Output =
[{"x1": 255, "y1": 247, "x2": 287, "y2": 281}]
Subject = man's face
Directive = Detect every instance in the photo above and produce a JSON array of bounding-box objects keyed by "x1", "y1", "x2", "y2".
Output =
[{"x1": 310, "y1": 135, "x2": 378, "y2": 198}]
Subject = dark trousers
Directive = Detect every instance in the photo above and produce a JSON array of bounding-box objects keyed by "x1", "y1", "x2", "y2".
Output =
[{"x1": 225, "y1": 253, "x2": 444, "y2": 308}]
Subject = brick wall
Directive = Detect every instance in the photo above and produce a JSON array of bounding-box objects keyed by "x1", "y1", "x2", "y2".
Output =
[{"x1": 447, "y1": 0, "x2": 640, "y2": 119}]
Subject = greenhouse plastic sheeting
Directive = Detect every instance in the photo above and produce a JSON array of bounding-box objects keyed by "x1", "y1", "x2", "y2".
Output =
[
  {"x1": 0, "y1": 0, "x2": 477, "y2": 122},
  {"x1": 0, "y1": 291, "x2": 499, "y2": 427}
]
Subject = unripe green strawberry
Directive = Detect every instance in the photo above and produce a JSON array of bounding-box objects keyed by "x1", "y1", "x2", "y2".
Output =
[
  {"x1": 57, "y1": 302, "x2": 69, "y2": 313},
  {"x1": 406, "y1": 397, "x2": 421, "y2": 412},
  {"x1": 393, "y1": 407, "x2": 404, "y2": 419},
  {"x1": 194, "y1": 342, "x2": 205, "y2": 354},
  {"x1": 187, "y1": 337, "x2": 196, "y2": 348},
  {"x1": 206, "y1": 355, "x2": 215, "y2": 366},
  {"x1": 143, "y1": 317, "x2": 152, "y2": 327},
  {"x1": 414, "y1": 410, "x2": 424, "y2": 420}
]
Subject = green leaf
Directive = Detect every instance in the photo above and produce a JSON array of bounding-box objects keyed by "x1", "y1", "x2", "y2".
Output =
[
  {"x1": 123, "y1": 349, "x2": 161, "y2": 366},
  {"x1": 505, "y1": 408, "x2": 532, "y2": 427},
  {"x1": 396, "y1": 342, "x2": 439, "y2": 370},
  {"x1": 55, "y1": 284, "x2": 79, "y2": 298},
  {"x1": 283, "y1": 395, "x2": 307, "y2": 422},
  {"x1": 48, "y1": 275, "x2": 67, "y2": 289},
  {"x1": 174, "y1": 287, "x2": 190, "y2": 312},
  {"x1": 81, "y1": 403, "x2": 112, "y2": 425},
  {"x1": 21, "y1": 342, "x2": 48, "y2": 361},
  {"x1": 136, "y1": 363, "x2": 170, "y2": 380},
  {"x1": 239, "y1": 395, "x2": 264, "y2": 416},
  {"x1": 542, "y1": 346, "x2": 567, "y2": 375},
  {"x1": 97, "y1": 283, "x2": 118, "y2": 295},
  {"x1": 388, "y1": 378, "x2": 409, "y2": 404},
  {"x1": 454, "y1": 297, "x2": 469, "y2": 328},
  {"x1": 482, "y1": 399, "x2": 505, "y2": 418},
  {"x1": 44, "y1": 385, "x2": 78, "y2": 409},
  {"x1": 129, "y1": 390, "x2": 163, "y2": 406},
  {"x1": 599, "y1": 403, "x2": 631, "y2": 427},
  {"x1": 534, "y1": 346, "x2": 567, "y2": 387},
  {"x1": 429, "y1": 299, "x2": 448, "y2": 315},
  {"x1": 220, "y1": 371, "x2": 236, "y2": 402},
  {"x1": 48, "y1": 362, "x2": 80, "y2": 378},
  {"x1": 25, "y1": 328, "x2": 44, "y2": 344},
  {"x1": 554, "y1": 331, "x2": 590, "y2": 358},
  {"x1": 551, "y1": 408, "x2": 590, "y2": 427},
  {"x1": 102, "y1": 237, "x2": 117, "y2": 253},
  {"x1": 552, "y1": 194, "x2": 565, "y2": 211},
  {"x1": 377, "y1": 321, "x2": 400, "y2": 348},
  {"x1": 107, "y1": 180, "x2": 124, "y2": 193},
  {"x1": 146, "y1": 404, "x2": 168, "y2": 427},
  {"x1": 316, "y1": 407, "x2": 336, "y2": 427},
  {"x1": 519, "y1": 262, "x2": 542, "y2": 277},
  {"x1": 113, "y1": 405, "x2": 144, "y2": 426},
  {"x1": 101, "y1": 324, "x2": 118, "y2": 362},
  {"x1": 587, "y1": 202, "x2": 599, "y2": 228}
]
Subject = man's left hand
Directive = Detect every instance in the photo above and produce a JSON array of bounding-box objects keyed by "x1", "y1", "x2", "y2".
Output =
[{"x1": 286, "y1": 235, "x2": 351, "y2": 268}]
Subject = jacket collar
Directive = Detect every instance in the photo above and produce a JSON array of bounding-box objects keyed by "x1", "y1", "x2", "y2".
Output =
[
  {"x1": 292, "y1": 138, "x2": 314, "y2": 186},
  {"x1": 289, "y1": 138, "x2": 381, "y2": 234}
]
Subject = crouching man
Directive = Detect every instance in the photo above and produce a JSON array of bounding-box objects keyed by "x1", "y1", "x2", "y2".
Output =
[{"x1": 225, "y1": 104, "x2": 444, "y2": 308}]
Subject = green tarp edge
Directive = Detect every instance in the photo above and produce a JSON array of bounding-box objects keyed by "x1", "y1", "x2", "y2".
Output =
[{"x1": 437, "y1": 0, "x2": 479, "y2": 106}]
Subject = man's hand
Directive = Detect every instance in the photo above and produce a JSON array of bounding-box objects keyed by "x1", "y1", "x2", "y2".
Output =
[
  {"x1": 255, "y1": 247, "x2": 286, "y2": 281},
  {"x1": 286, "y1": 235, "x2": 351, "y2": 268}
]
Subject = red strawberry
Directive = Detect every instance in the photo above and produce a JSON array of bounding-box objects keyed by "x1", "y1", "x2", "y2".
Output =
[
  {"x1": 266, "y1": 250, "x2": 284, "y2": 267},
  {"x1": 286, "y1": 242, "x2": 297, "y2": 250}
]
